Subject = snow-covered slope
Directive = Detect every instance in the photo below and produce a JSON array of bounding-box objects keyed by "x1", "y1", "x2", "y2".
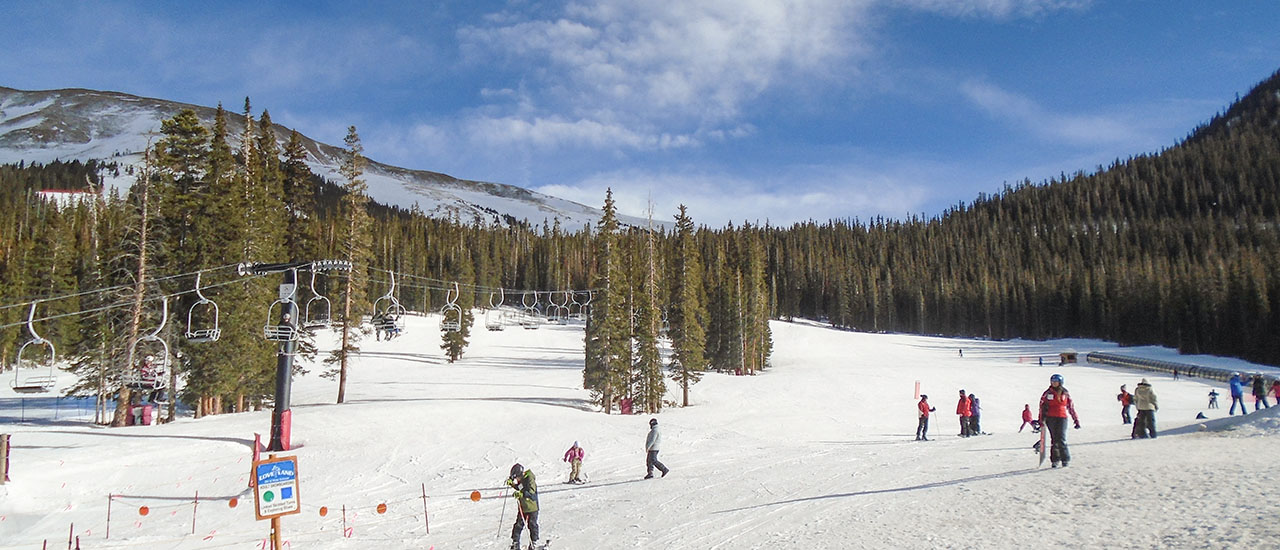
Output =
[
  {"x1": 0, "y1": 86, "x2": 647, "y2": 229},
  {"x1": 2, "y1": 317, "x2": 1278, "y2": 549}
]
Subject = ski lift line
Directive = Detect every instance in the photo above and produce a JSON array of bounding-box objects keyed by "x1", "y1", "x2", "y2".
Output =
[
  {"x1": 364, "y1": 265, "x2": 602, "y2": 295},
  {"x1": 365, "y1": 272, "x2": 601, "y2": 298},
  {"x1": 0, "y1": 262, "x2": 245, "y2": 314},
  {"x1": 0, "y1": 271, "x2": 274, "y2": 332}
]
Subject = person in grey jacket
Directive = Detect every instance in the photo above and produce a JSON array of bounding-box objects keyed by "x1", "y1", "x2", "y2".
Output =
[
  {"x1": 644, "y1": 418, "x2": 669, "y2": 479},
  {"x1": 1132, "y1": 379, "x2": 1158, "y2": 439}
]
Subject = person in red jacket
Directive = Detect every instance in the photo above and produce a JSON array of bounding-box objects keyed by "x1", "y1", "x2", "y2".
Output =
[
  {"x1": 916, "y1": 395, "x2": 937, "y2": 441},
  {"x1": 1019, "y1": 404, "x2": 1036, "y2": 432},
  {"x1": 1039, "y1": 373, "x2": 1081, "y2": 468},
  {"x1": 1116, "y1": 384, "x2": 1133, "y2": 424},
  {"x1": 956, "y1": 390, "x2": 971, "y2": 437}
]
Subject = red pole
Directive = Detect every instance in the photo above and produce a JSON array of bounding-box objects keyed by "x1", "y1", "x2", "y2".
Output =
[
  {"x1": 67, "y1": 523, "x2": 73, "y2": 550},
  {"x1": 420, "y1": 483, "x2": 429, "y2": 534}
]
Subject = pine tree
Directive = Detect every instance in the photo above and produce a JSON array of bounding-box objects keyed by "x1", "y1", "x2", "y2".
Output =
[
  {"x1": 584, "y1": 189, "x2": 630, "y2": 412},
  {"x1": 668, "y1": 205, "x2": 707, "y2": 406},
  {"x1": 328, "y1": 126, "x2": 373, "y2": 404},
  {"x1": 633, "y1": 212, "x2": 665, "y2": 413},
  {"x1": 440, "y1": 257, "x2": 476, "y2": 362}
]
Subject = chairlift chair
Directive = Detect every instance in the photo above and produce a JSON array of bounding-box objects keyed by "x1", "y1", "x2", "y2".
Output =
[
  {"x1": 568, "y1": 291, "x2": 583, "y2": 320},
  {"x1": 264, "y1": 280, "x2": 300, "y2": 342},
  {"x1": 371, "y1": 271, "x2": 407, "y2": 335},
  {"x1": 10, "y1": 301, "x2": 57, "y2": 394},
  {"x1": 441, "y1": 282, "x2": 463, "y2": 332},
  {"x1": 303, "y1": 268, "x2": 332, "y2": 330},
  {"x1": 521, "y1": 291, "x2": 541, "y2": 329},
  {"x1": 485, "y1": 288, "x2": 505, "y2": 331},
  {"x1": 185, "y1": 272, "x2": 221, "y2": 343},
  {"x1": 124, "y1": 297, "x2": 171, "y2": 390}
]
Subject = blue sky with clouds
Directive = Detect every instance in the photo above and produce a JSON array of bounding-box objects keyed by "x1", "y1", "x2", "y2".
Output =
[{"x1": 3, "y1": 1, "x2": 1277, "y2": 227}]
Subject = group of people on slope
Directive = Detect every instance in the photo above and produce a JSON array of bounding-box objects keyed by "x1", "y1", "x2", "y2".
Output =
[
  {"x1": 955, "y1": 389, "x2": 983, "y2": 437},
  {"x1": 1228, "y1": 372, "x2": 1276, "y2": 415},
  {"x1": 504, "y1": 418, "x2": 670, "y2": 550}
]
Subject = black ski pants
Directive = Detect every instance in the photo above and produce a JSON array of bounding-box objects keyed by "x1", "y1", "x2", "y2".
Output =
[
  {"x1": 512, "y1": 509, "x2": 539, "y2": 545},
  {"x1": 646, "y1": 450, "x2": 668, "y2": 476},
  {"x1": 1044, "y1": 416, "x2": 1070, "y2": 465},
  {"x1": 1132, "y1": 410, "x2": 1157, "y2": 438},
  {"x1": 916, "y1": 415, "x2": 929, "y2": 439}
]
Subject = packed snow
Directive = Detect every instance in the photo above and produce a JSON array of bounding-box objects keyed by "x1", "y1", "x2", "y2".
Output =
[{"x1": 2, "y1": 315, "x2": 1278, "y2": 549}]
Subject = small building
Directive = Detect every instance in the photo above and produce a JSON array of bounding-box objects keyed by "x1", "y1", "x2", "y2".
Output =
[{"x1": 1059, "y1": 350, "x2": 1078, "y2": 365}]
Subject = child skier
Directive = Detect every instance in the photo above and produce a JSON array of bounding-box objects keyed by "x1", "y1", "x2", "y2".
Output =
[
  {"x1": 1019, "y1": 404, "x2": 1035, "y2": 432},
  {"x1": 563, "y1": 441, "x2": 585, "y2": 484},
  {"x1": 506, "y1": 463, "x2": 540, "y2": 550},
  {"x1": 916, "y1": 395, "x2": 936, "y2": 441}
]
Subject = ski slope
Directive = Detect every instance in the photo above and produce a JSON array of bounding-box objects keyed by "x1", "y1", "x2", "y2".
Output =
[{"x1": 2, "y1": 315, "x2": 1279, "y2": 549}]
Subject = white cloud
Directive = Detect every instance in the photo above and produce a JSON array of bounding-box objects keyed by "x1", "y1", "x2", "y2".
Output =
[{"x1": 960, "y1": 80, "x2": 1145, "y2": 146}]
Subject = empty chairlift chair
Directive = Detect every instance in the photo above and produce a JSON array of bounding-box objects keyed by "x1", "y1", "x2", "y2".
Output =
[
  {"x1": 485, "y1": 288, "x2": 506, "y2": 331},
  {"x1": 303, "y1": 268, "x2": 332, "y2": 330},
  {"x1": 185, "y1": 272, "x2": 222, "y2": 343},
  {"x1": 10, "y1": 301, "x2": 57, "y2": 394},
  {"x1": 441, "y1": 282, "x2": 463, "y2": 332},
  {"x1": 521, "y1": 291, "x2": 541, "y2": 329}
]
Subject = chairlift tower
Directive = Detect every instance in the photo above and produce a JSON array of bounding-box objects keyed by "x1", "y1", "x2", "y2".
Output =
[{"x1": 239, "y1": 260, "x2": 351, "y2": 452}]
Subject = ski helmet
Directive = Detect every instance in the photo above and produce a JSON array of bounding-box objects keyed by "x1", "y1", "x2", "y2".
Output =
[
  {"x1": 649, "y1": 418, "x2": 658, "y2": 427},
  {"x1": 510, "y1": 463, "x2": 523, "y2": 478},
  {"x1": 1050, "y1": 373, "x2": 1064, "y2": 384}
]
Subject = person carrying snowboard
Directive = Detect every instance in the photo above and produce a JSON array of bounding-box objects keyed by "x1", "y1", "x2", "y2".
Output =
[
  {"x1": 1117, "y1": 384, "x2": 1132, "y2": 424},
  {"x1": 563, "y1": 441, "x2": 585, "y2": 484},
  {"x1": 644, "y1": 418, "x2": 669, "y2": 479},
  {"x1": 506, "y1": 463, "x2": 540, "y2": 550},
  {"x1": 1038, "y1": 373, "x2": 1080, "y2": 468},
  {"x1": 916, "y1": 395, "x2": 936, "y2": 440}
]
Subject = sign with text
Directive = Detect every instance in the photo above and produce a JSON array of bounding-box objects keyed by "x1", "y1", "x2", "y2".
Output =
[{"x1": 253, "y1": 455, "x2": 301, "y2": 520}]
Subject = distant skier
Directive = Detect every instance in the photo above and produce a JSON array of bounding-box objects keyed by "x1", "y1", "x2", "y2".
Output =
[
  {"x1": 1038, "y1": 373, "x2": 1080, "y2": 468},
  {"x1": 1208, "y1": 389, "x2": 1219, "y2": 409},
  {"x1": 1117, "y1": 384, "x2": 1133, "y2": 424},
  {"x1": 1019, "y1": 404, "x2": 1035, "y2": 433},
  {"x1": 916, "y1": 395, "x2": 936, "y2": 441},
  {"x1": 1132, "y1": 379, "x2": 1159, "y2": 439},
  {"x1": 969, "y1": 393, "x2": 983, "y2": 435},
  {"x1": 956, "y1": 390, "x2": 971, "y2": 437},
  {"x1": 644, "y1": 418, "x2": 669, "y2": 479},
  {"x1": 1229, "y1": 373, "x2": 1248, "y2": 415},
  {"x1": 505, "y1": 463, "x2": 540, "y2": 550},
  {"x1": 1252, "y1": 375, "x2": 1271, "y2": 411},
  {"x1": 563, "y1": 441, "x2": 585, "y2": 484}
]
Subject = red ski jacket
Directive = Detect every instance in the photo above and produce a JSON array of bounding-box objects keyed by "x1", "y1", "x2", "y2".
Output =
[
  {"x1": 956, "y1": 396, "x2": 971, "y2": 416},
  {"x1": 918, "y1": 400, "x2": 932, "y2": 418},
  {"x1": 1039, "y1": 387, "x2": 1079, "y2": 422},
  {"x1": 1022, "y1": 408, "x2": 1033, "y2": 423},
  {"x1": 563, "y1": 446, "x2": 584, "y2": 462}
]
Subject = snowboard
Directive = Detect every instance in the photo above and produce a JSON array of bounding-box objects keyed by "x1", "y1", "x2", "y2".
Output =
[{"x1": 1037, "y1": 422, "x2": 1047, "y2": 467}]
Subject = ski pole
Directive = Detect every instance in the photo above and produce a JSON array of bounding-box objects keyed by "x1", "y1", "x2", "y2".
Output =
[{"x1": 497, "y1": 487, "x2": 509, "y2": 538}]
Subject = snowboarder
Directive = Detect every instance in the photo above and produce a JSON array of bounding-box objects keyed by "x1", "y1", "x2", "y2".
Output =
[
  {"x1": 1019, "y1": 404, "x2": 1035, "y2": 432},
  {"x1": 1208, "y1": 389, "x2": 1219, "y2": 409},
  {"x1": 1229, "y1": 373, "x2": 1248, "y2": 415},
  {"x1": 916, "y1": 395, "x2": 936, "y2": 440},
  {"x1": 506, "y1": 463, "x2": 540, "y2": 550},
  {"x1": 1252, "y1": 375, "x2": 1270, "y2": 411},
  {"x1": 1117, "y1": 384, "x2": 1132, "y2": 424},
  {"x1": 1132, "y1": 379, "x2": 1158, "y2": 439},
  {"x1": 969, "y1": 393, "x2": 983, "y2": 435},
  {"x1": 1038, "y1": 373, "x2": 1080, "y2": 468},
  {"x1": 956, "y1": 390, "x2": 971, "y2": 437},
  {"x1": 644, "y1": 418, "x2": 669, "y2": 479},
  {"x1": 563, "y1": 442, "x2": 584, "y2": 484}
]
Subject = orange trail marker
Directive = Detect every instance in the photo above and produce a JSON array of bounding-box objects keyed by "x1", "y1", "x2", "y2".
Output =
[
  {"x1": 228, "y1": 498, "x2": 238, "y2": 508},
  {"x1": 470, "y1": 491, "x2": 482, "y2": 502},
  {"x1": 319, "y1": 506, "x2": 329, "y2": 517},
  {"x1": 376, "y1": 503, "x2": 387, "y2": 514},
  {"x1": 138, "y1": 506, "x2": 150, "y2": 516}
]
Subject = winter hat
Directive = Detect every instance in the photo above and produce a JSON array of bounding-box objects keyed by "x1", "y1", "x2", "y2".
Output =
[
  {"x1": 649, "y1": 418, "x2": 658, "y2": 427},
  {"x1": 920, "y1": 394, "x2": 928, "y2": 400},
  {"x1": 573, "y1": 441, "x2": 579, "y2": 447},
  {"x1": 1140, "y1": 378, "x2": 1149, "y2": 384}
]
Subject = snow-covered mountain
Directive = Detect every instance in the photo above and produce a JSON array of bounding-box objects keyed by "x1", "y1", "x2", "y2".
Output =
[{"x1": 0, "y1": 86, "x2": 644, "y2": 229}]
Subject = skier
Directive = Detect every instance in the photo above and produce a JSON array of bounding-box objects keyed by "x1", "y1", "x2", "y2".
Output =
[
  {"x1": 1132, "y1": 379, "x2": 1158, "y2": 439},
  {"x1": 505, "y1": 463, "x2": 540, "y2": 550},
  {"x1": 1252, "y1": 375, "x2": 1270, "y2": 411},
  {"x1": 969, "y1": 393, "x2": 982, "y2": 435},
  {"x1": 1229, "y1": 373, "x2": 1248, "y2": 415},
  {"x1": 1116, "y1": 384, "x2": 1133, "y2": 424},
  {"x1": 956, "y1": 390, "x2": 971, "y2": 437},
  {"x1": 916, "y1": 395, "x2": 936, "y2": 441},
  {"x1": 1038, "y1": 373, "x2": 1080, "y2": 468},
  {"x1": 1019, "y1": 404, "x2": 1034, "y2": 433},
  {"x1": 1208, "y1": 389, "x2": 1219, "y2": 409},
  {"x1": 563, "y1": 442, "x2": 584, "y2": 484},
  {"x1": 644, "y1": 418, "x2": 669, "y2": 479}
]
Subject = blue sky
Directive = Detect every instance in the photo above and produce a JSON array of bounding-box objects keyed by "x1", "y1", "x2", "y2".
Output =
[{"x1": 3, "y1": 1, "x2": 1277, "y2": 227}]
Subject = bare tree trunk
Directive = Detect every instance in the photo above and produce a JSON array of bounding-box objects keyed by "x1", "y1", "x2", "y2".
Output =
[
  {"x1": 337, "y1": 273, "x2": 352, "y2": 404},
  {"x1": 113, "y1": 146, "x2": 155, "y2": 427}
]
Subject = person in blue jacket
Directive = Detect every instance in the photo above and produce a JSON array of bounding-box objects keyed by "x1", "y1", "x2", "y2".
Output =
[{"x1": 1229, "y1": 373, "x2": 1248, "y2": 415}]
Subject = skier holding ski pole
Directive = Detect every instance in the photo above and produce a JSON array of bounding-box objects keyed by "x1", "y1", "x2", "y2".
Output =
[{"x1": 506, "y1": 463, "x2": 541, "y2": 550}]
